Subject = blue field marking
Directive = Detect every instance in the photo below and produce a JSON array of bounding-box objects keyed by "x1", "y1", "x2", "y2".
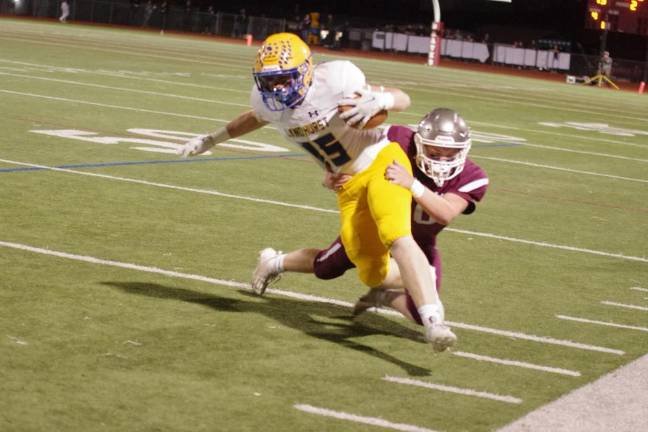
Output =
[{"x1": 0, "y1": 153, "x2": 306, "y2": 173}]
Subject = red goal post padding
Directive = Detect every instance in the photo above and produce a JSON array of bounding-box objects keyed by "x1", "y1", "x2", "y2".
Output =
[{"x1": 427, "y1": 21, "x2": 444, "y2": 67}]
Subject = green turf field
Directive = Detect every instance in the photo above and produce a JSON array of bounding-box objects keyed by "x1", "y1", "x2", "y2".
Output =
[{"x1": 1, "y1": 18, "x2": 647, "y2": 432}]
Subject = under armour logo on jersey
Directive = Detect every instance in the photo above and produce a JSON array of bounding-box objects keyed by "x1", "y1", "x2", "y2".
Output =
[{"x1": 308, "y1": 110, "x2": 319, "y2": 118}]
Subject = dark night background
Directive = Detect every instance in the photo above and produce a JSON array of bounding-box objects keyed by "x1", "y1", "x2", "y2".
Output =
[{"x1": 194, "y1": 0, "x2": 646, "y2": 60}]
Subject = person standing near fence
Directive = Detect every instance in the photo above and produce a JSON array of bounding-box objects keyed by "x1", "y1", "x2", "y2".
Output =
[
  {"x1": 59, "y1": 0, "x2": 70, "y2": 23},
  {"x1": 599, "y1": 51, "x2": 613, "y2": 78}
]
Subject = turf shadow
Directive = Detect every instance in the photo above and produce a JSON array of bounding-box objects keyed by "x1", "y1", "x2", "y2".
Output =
[{"x1": 102, "y1": 281, "x2": 432, "y2": 376}]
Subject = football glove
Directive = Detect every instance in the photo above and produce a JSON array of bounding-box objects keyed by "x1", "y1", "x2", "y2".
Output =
[
  {"x1": 338, "y1": 88, "x2": 394, "y2": 127},
  {"x1": 177, "y1": 135, "x2": 215, "y2": 158}
]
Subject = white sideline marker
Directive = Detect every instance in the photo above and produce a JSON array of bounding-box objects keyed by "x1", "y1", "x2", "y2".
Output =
[
  {"x1": 556, "y1": 315, "x2": 648, "y2": 333},
  {"x1": 452, "y1": 351, "x2": 581, "y2": 377},
  {"x1": 0, "y1": 240, "x2": 626, "y2": 356},
  {"x1": 383, "y1": 376, "x2": 523, "y2": 404},
  {"x1": 630, "y1": 287, "x2": 648, "y2": 293},
  {"x1": 294, "y1": 404, "x2": 438, "y2": 432},
  {"x1": 601, "y1": 301, "x2": 648, "y2": 312}
]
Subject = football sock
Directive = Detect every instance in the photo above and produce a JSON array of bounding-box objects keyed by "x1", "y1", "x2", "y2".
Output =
[
  {"x1": 417, "y1": 303, "x2": 445, "y2": 327},
  {"x1": 274, "y1": 253, "x2": 286, "y2": 274}
]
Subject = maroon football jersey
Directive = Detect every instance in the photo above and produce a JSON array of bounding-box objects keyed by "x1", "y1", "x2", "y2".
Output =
[
  {"x1": 312, "y1": 124, "x2": 488, "y2": 295},
  {"x1": 387, "y1": 125, "x2": 489, "y2": 252}
]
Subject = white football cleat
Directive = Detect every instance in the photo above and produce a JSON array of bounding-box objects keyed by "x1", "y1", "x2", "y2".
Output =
[
  {"x1": 251, "y1": 248, "x2": 282, "y2": 296},
  {"x1": 425, "y1": 322, "x2": 457, "y2": 353},
  {"x1": 352, "y1": 289, "x2": 388, "y2": 317}
]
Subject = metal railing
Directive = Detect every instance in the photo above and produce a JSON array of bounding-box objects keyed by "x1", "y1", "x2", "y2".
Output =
[{"x1": 1, "y1": 0, "x2": 286, "y2": 40}]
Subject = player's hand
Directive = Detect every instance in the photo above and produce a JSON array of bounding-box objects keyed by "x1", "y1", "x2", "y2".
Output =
[
  {"x1": 384, "y1": 160, "x2": 414, "y2": 189},
  {"x1": 177, "y1": 135, "x2": 214, "y2": 158},
  {"x1": 338, "y1": 88, "x2": 390, "y2": 128},
  {"x1": 322, "y1": 171, "x2": 352, "y2": 191}
]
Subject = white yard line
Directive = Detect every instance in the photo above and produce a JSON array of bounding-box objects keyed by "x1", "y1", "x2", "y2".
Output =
[
  {"x1": 444, "y1": 321, "x2": 623, "y2": 355},
  {"x1": 0, "y1": 35, "x2": 249, "y2": 70},
  {"x1": 0, "y1": 239, "x2": 626, "y2": 355},
  {"x1": 2, "y1": 157, "x2": 646, "y2": 265},
  {"x1": 0, "y1": 158, "x2": 335, "y2": 213},
  {"x1": 451, "y1": 351, "x2": 581, "y2": 377},
  {"x1": 294, "y1": 404, "x2": 439, "y2": 432},
  {"x1": 0, "y1": 58, "x2": 250, "y2": 93},
  {"x1": 630, "y1": 287, "x2": 648, "y2": 292},
  {"x1": 600, "y1": 301, "x2": 648, "y2": 312},
  {"x1": 0, "y1": 71, "x2": 250, "y2": 107},
  {"x1": 0, "y1": 89, "x2": 230, "y2": 123},
  {"x1": 472, "y1": 155, "x2": 648, "y2": 184},
  {"x1": 8, "y1": 72, "x2": 647, "y2": 164},
  {"x1": 383, "y1": 376, "x2": 522, "y2": 404},
  {"x1": 4, "y1": 61, "x2": 648, "y2": 157},
  {"x1": 3, "y1": 27, "x2": 646, "y2": 124},
  {"x1": 497, "y1": 354, "x2": 648, "y2": 432},
  {"x1": 556, "y1": 315, "x2": 648, "y2": 333},
  {"x1": 519, "y1": 142, "x2": 648, "y2": 163},
  {"x1": 445, "y1": 228, "x2": 648, "y2": 264},
  {"x1": 5, "y1": 86, "x2": 648, "y2": 177}
]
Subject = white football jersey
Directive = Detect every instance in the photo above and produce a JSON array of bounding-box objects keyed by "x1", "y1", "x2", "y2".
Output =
[{"x1": 250, "y1": 60, "x2": 389, "y2": 174}]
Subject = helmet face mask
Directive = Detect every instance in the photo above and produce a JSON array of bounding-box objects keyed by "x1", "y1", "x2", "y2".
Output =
[
  {"x1": 253, "y1": 33, "x2": 313, "y2": 111},
  {"x1": 414, "y1": 108, "x2": 471, "y2": 187}
]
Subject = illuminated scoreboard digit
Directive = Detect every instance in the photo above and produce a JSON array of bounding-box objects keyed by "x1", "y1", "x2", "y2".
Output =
[{"x1": 586, "y1": 0, "x2": 648, "y2": 35}]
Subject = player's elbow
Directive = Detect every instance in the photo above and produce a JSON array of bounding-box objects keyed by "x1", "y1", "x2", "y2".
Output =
[{"x1": 431, "y1": 209, "x2": 457, "y2": 226}]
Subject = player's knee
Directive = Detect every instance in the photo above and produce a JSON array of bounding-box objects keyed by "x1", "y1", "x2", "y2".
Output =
[
  {"x1": 313, "y1": 261, "x2": 345, "y2": 280},
  {"x1": 358, "y1": 261, "x2": 389, "y2": 288},
  {"x1": 313, "y1": 249, "x2": 350, "y2": 280},
  {"x1": 378, "y1": 224, "x2": 410, "y2": 250}
]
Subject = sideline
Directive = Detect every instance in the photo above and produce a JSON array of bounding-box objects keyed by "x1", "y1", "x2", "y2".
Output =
[{"x1": 497, "y1": 354, "x2": 648, "y2": 432}]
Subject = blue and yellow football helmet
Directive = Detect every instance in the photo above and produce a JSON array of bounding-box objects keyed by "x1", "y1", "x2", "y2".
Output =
[{"x1": 253, "y1": 33, "x2": 313, "y2": 111}]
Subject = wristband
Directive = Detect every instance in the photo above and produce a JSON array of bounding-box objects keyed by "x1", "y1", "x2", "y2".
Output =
[
  {"x1": 410, "y1": 179, "x2": 425, "y2": 198},
  {"x1": 377, "y1": 90, "x2": 395, "y2": 111},
  {"x1": 206, "y1": 127, "x2": 231, "y2": 145}
]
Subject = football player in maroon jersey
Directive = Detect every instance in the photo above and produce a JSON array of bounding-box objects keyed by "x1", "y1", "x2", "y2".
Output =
[{"x1": 253, "y1": 108, "x2": 488, "y2": 329}]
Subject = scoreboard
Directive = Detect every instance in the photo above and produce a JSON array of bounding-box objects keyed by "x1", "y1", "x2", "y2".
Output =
[{"x1": 586, "y1": 0, "x2": 648, "y2": 35}]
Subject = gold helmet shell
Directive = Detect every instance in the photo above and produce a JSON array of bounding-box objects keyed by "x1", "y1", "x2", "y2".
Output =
[{"x1": 253, "y1": 33, "x2": 313, "y2": 111}]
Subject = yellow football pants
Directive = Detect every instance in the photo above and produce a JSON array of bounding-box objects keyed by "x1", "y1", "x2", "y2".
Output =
[{"x1": 337, "y1": 142, "x2": 413, "y2": 287}]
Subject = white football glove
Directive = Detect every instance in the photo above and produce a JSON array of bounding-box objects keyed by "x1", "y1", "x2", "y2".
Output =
[
  {"x1": 177, "y1": 135, "x2": 214, "y2": 158},
  {"x1": 338, "y1": 88, "x2": 394, "y2": 127}
]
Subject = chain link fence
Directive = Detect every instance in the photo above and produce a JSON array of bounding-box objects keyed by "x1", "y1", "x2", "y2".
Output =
[{"x1": 1, "y1": 0, "x2": 286, "y2": 40}]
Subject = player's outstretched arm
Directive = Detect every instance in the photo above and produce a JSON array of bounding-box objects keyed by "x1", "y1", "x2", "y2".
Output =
[
  {"x1": 178, "y1": 110, "x2": 268, "y2": 158},
  {"x1": 375, "y1": 85, "x2": 410, "y2": 112},
  {"x1": 385, "y1": 160, "x2": 468, "y2": 225}
]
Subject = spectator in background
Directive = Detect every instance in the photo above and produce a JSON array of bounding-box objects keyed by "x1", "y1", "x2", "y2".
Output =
[
  {"x1": 204, "y1": 4, "x2": 216, "y2": 35},
  {"x1": 307, "y1": 11, "x2": 320, "y2": 45},
  {"x1": 59, "y1": 0, "x2": 70, "y2": 23},
  {"x1": 599, "y1": 51, "x2": 613, "y2": 78},
  {"x1": 321, "y1": 14, "x2": 335, "y2": 48},
  {"x1": 300, "y1": 13, "x2": 310, "y2": 42},
  {"x1": 551, "y1": 45, "x2": 560, "y2": 71},
  {"x1": 159, "y1": 0, "x2": 168, "y2": 34},
  {"x1": 232, "y1": 8, "x2": 247, "y2": 38},
  {"x1": 141, "y1": 0, "x2": 155, "y2": 27}
]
